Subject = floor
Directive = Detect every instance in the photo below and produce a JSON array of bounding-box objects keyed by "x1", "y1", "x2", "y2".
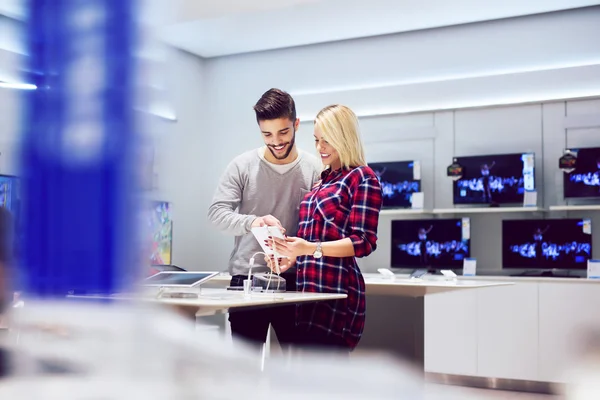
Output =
[{"x1": 423, "y1": 384, "x2": 562, "y2": 399}]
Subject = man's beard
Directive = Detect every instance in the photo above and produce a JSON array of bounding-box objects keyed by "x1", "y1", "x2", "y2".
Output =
[{"x1": 268, "y1": 130, "x2": 296, "y2": 160}]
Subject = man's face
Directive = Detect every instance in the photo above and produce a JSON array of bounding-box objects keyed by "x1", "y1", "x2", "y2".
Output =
[{"x1": 259, "y1": 117, "x2": 298, "y2": 161}]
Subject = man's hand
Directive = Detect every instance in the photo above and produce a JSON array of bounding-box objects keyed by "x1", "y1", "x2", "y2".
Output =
[{"x1": 252, "y1": 214, "x2": 285, "y2": 234}]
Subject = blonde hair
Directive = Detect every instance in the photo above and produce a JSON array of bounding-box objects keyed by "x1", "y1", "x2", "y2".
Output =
[{"x1": 314, "y1": 104, "x2": 367, "y2": 169}]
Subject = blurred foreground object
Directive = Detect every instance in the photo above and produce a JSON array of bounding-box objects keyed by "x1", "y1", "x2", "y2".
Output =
[
  {"x1": 19, "y1": 0, "x2": 139, "y2": 297},
  {"x1": 0, "y1": 301, "x2": 429, "y2": 399},
  {"x1": 563, "y1": 329, "x2": 600, "y2": 400}
]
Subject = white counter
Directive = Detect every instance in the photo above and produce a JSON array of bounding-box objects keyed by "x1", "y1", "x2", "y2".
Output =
[
  {"x1": 206, "y1": 271, "x2": 600, "y2": 385},
  {"x1": 71, "y1": 288, "x2": 346, "y2": 317},
  {"x1": 362, "y1": 273, "x2": 512, "y2": 296},
  {"x1": 210, "y1": 272, "x2": 513, "y2": 296},
  {"x1": 423, "y1": 275, "x2": 600, "y2": 384},
  {"x1": 159, "y1": 289, "x2": 346, "y2": 316}
]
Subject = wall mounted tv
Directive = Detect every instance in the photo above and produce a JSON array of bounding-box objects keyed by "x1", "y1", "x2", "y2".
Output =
[
  {"x1": 453, "y1": 152, "x2": 535, "y2": 205},
  {"x1": 502, "y1": 218, "x2": 592, "y2": 271},
  {"x1": 370, "y1": 161, "x2": 421, "y2": 209},
  {"x1": 391, "y1": 218, "x2": 470, "y2": 269},
  {"x1": 563, "y1": 146, "x2": 600, "y2": 199},
  {"x1": 0, "y1": 174, "x2": 21, "y2": 258}
]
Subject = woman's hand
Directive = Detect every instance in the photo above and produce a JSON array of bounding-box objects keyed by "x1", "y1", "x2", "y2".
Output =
[
  {"x1": 269, "y1": 236, "x2": 313, "y2": 259},
  {"x1": 264, "y1": 255, "x2": 296, "y2": 274}
]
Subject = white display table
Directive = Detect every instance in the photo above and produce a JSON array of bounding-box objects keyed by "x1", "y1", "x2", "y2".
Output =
[
  {"x1": 71, "y1": 288, "x2": 346, "y2": 318},
  {"x1": 362, "y1": 273, "x2": 512, "y2": 296},
  {"x1": 207, "y1": 272, "x2": 513, "y2": 369}
]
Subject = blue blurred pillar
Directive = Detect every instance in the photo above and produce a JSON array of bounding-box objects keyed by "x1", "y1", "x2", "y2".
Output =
[{"x1": 19, "y1": 0, "x2": 139, "y2": 297}]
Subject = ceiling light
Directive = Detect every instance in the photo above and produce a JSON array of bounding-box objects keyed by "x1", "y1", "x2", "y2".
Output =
[{"x1": 0, "y1": 82, "x2": 37, "y2": 90}]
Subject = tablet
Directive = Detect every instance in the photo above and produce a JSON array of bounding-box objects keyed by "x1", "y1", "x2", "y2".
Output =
[
  {"x1": 251, "y1": 226, "x2": 288, "y2": 257},
  {"x1": 142, "y1": 271, "x2": 219, "y2": 287}
]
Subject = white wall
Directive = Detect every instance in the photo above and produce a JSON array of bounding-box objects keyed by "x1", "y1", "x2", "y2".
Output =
[
  {"x1": 192, "y1": 7, "x2": 600, "y2": 273},
  {"x1": 142, "y1": 49, "x2": 207, "y2": 270}
]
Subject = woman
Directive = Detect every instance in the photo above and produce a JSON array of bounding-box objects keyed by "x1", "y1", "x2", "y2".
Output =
[{"x1": 267, "y1": 104, "x2": 383, "y2": 352}]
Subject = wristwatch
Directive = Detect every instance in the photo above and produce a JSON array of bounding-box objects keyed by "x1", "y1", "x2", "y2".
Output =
[{"x1": 313, "y1": 241, "x2": 323, "y2": 259}]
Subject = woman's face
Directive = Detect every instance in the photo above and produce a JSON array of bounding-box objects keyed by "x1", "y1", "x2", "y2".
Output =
[{"x1": 314, "y1": 125, "x2": 341, "y2": 170}]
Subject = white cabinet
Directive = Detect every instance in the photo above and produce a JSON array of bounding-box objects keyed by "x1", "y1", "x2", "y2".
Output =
[
  {"x1": 424, "y1": 278, "x2": 600, "y2": 383},
  {"x1": 476, "y1": 282, "x2": 539, "y2": 380},
  {"x1": 424, "y1": 290, "x2": 478, "y2": 375},
  {"x1": 538, "y1": 282, "x2": 600, "y2": 383}
]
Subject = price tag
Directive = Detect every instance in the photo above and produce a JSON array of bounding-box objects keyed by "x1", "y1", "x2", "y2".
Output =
[
  {"x1": 413, "y1": 161, "x2": 421, "y2": 180},
  {"x1": 588, "y1": 260, "x2": 600, "y2": 280},
  {"x1": 411, "y1": 192, "x2": 424, "y2": 209},
  {"x1": 463, "y1": 258, "x2": 477, "y2": 276},
  {"x1": 523, "y1": 190, "x2": 537, "y2": 207}
]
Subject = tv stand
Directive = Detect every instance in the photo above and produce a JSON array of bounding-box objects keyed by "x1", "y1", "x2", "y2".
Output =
[{"x1": 510, "y1": 270, "x2": 580, "y2": 279}]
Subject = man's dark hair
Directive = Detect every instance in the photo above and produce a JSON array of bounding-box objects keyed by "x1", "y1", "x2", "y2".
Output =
[{"x1": 253, "y1": 88, "x2": 296, "y2": 123}]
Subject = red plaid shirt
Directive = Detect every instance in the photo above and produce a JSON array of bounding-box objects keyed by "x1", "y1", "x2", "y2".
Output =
[{"x1": 296, "y1": 165, "x2": 383, "y2": 349}]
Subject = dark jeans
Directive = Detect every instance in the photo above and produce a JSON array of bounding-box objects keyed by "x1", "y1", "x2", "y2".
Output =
[
  {"x1": 295, "y1": 327, "x2": 351, "y2": 355},
  {"x1": 229, "y1": 272, "x2": 298, "y2": 349}
]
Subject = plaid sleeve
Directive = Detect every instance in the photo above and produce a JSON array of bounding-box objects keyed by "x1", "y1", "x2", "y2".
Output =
[{"x1": 348, "y1": 174, "x2": 383, "y2": 258}]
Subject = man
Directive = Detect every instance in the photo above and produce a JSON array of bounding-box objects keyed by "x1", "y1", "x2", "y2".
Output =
[{"x1": 208, "y1": 88, "x2": 321, "y2": 349}]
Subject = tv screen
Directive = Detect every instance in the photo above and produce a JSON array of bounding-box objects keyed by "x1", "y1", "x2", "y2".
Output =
[
  {"x1": 391, "y1": 218, "x2": 470, "y2": 269},
  {"x1": 502, "y1": 219, "x2": 592, "y2": 270},
  {"x1": 453, "y1": 152, "x2": 535, "y2": 205},
  {"x1": 0, "y1": 174, "x2": 21, "y2": 259},
  {"x1": 146, "y1": 201, "x2": 172, "y2": 266},
  {"x1": 0, "y1": 175, "x2": 20, "y2": 216},
  {"x1": 563, "y1": 147, "x2": 600, "y2": 198},
  {"x1": 370, "y1": 161, "x2": 421, "y2": 209}
]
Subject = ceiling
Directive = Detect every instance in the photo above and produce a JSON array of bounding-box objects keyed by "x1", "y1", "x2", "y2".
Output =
[
  {"x1": 1, "y1": 0, "x2": 599, "y2": 58},
  {"x1": 160, "y1": 0, "x2": 600, "y2": 58}
]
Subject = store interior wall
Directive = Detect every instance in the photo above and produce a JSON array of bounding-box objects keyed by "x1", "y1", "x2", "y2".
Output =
[{"x1": 197, "y1": 7, "x2": 600, "y2": 274}]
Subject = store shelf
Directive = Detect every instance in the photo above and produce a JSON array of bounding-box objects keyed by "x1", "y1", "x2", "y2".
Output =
[
  {"x1": 548, "y1": 205, "x2": 600, "y2": 211},
  {"x1": 379, "y1": 208, "x2": 433, "y2": 216},
  {"x1": 433, "y1": 206, "x2": 543, "y2": 214}
]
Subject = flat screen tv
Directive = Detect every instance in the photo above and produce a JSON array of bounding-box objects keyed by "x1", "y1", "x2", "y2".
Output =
[
  {"x1": 370, "y1": 161, "x2": 421, "y2": 209},
  {"x1": 563, "y1": 147, "x2": 600, "y2": 199},
  {"x1": 0, "y1": 175, "x2": 19, "y2": 212},
  {"x1": 0, "y1": 174, "x2": 21, "y2": 257},
  {"x1": 453, "y1": 152, "x2": 535, "y2": 205},
  {"x1": 391, "y1": 218, "x2": 470, "y2": 269},
  {"x1": 502, "y1": 219, "x2": 592, "y2": 270}
]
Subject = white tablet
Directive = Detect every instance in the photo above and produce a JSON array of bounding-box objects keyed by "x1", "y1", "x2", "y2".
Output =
[
  {"x1": 143, "y1": 271, "x2": 219, "y2": 287},
  {"x1": 251, "y1": 225, "x2": 288, "y2": 257}
]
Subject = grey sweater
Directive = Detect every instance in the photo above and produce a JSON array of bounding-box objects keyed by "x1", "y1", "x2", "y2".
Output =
[{"x1": 208, "y1": 149, "x2": 322, "y2": 276}]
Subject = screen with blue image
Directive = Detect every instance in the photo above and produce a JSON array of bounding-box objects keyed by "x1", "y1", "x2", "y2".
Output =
[
  {"x1": 563, "y1": 147, "x2": 600, "y2": 199},
  {"x1": 147, "y1": 201, "x2": 172, "y2": 266},
  {"x1": 370, "y1": 161, "x2": 420, "y2": 208},
  {"x1": 0, "y1": 175, "x2": 21, "y2": 261},
  {"x1": 453, "y1": 152, "x2": 535, "y2": 205},
  {"x1": 502, "y1": 219, "x2": 592, "y2": 270},
  {"x1": 0, "y1": 175, "x2": 19, "y2": 215},
  {"x1": 391, "y1": 218, "x2": 470, "y2": 268}
]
